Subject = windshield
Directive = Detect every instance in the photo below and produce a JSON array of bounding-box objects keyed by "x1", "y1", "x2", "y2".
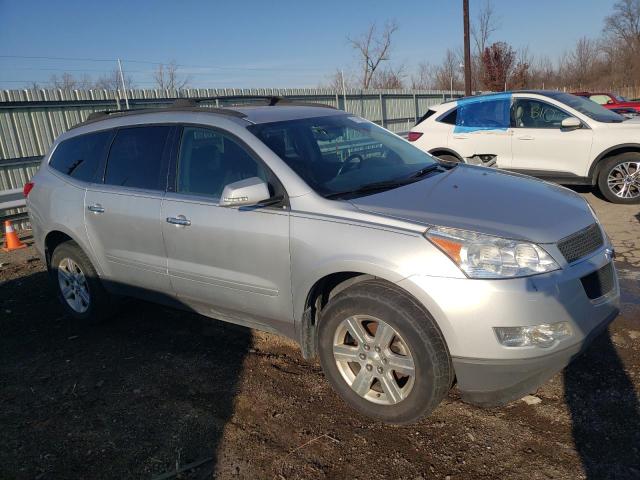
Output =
[
  {"x1": 249, "y1": 115, "x2": 440, "y2": 198},
  {"x1": 548, "y1": 92, "x2": 624, "y2": 123},
  {"x1": 615, "y1": 95, "x2": 628, "y2": 102}
]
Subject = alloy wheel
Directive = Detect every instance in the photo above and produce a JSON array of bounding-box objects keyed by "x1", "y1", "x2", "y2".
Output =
[
  {"x1": 57, "y1": 257, "x2": 90, "y2": 314},
  {"x1": 607, "y1": 161, "x2": 640, "y2": 199},
  {"x1": 332, "y1": 315, "x2": 416, "y2": 405}
]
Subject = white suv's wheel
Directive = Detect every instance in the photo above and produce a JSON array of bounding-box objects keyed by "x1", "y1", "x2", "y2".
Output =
[
  {"x1": 598, "y1": 152, "x2": 640, "y2": 204},
  {"x1": 318, "y1": 280, "x2": 452, "y2": 424}
]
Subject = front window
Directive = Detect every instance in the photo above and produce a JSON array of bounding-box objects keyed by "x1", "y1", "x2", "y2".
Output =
[
  {"x1": 589, "y1": 94, "x2": 613, "y2": 105},
  {"x1": 545, "y1": 92, "x2": 624, "y2": 123},
  {"x1": 512, "y1": 99, "x2": 570, "y2": 128},
  {"x1": 249, "y1": 115, "x2": 441, "y2": 198},
  {"x1": 177, "y1": 127, "x2": 268, "y2": 199}
]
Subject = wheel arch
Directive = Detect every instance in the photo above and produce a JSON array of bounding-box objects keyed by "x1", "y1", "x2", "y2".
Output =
[
  {"x1": 298, "y1": 271, "x2": 435, "y2": 361},
  {"x1": 588, "y1": 143, "x2": 640, "y2": 185},
  {"x1": 43, "y1": 228, "x2": 101, "y2": 276}
]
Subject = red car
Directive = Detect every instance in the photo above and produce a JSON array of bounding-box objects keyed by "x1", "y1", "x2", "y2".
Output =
[{"x1": 573, "y1": 91, "x2": 640, "y2": 114}]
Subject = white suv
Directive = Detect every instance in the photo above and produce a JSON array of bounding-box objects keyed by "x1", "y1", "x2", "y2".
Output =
[{"x1": 408, "y1": 90, "x2": 640, "y2": 203}]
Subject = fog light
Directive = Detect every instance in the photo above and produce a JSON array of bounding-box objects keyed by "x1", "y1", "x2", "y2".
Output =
[{"x1": 494, "y1": 322, "x2": 572, "y2": 348}]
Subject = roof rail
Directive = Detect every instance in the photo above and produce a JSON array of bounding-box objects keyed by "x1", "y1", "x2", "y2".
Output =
[
  {"x1": 176, "y1": 95, "x2": 336, "y2": 109},
  {"x1": 73, "y1": 95, "x2": 335, "y2": 129}
]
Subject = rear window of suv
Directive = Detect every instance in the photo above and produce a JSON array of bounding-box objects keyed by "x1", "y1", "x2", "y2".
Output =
[{"x1": 49, "y1": 130, "x2": 113, "y2": 182}]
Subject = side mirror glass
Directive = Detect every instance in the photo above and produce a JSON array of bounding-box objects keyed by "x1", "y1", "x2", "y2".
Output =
[
  {"x1": 219, "y1": 177, "x2": 270, "y2": 207},
  {"x1": 561, "y1": 117, "x2": 582, "y2": 130}
]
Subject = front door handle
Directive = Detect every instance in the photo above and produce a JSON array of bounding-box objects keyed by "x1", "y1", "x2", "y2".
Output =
[
  {"x1": 87, "y1": 203, "x2": 105, "y2": 214},
  {"x1": 166, "y1": 215, "x2": 191, "y2": 227},
  {"x1": 516, "y1": 135, "x2": 534, "y2": 140}
]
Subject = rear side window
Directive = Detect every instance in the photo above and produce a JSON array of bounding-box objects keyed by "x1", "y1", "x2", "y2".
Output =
[
  {"x1": 439, "y1": 108, "x2": 457, "y2": 125},
  {"x1": 49, "y1": 130, "x2": 113, "y2": 182},
  {"x1": 456, "y1": 98, "x2": 510, "y2": 130},
  {"x1": 104, "y1": 126, "x2": 171, "y2": 190}
]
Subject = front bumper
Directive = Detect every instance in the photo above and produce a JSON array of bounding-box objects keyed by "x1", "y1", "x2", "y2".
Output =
[
  {"x1": 397, "y1": 245, "x2": 620, "y2": 406},
  {"x1": 452, "y1": 308, "x2": 618, "y2": 406}
]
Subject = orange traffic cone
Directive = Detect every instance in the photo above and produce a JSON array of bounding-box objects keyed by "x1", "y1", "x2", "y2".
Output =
[{"x1": 2, "y1": 220, "x2": 27, "y2": 252}]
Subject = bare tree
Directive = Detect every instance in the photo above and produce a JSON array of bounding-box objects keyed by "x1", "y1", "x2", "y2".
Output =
[
  {"x1": 371, "y1": 65, "x2": 406, "y2": 89},
  {"x1": 432, "y1": 49, "x2": 463, "y2": 91},
  {"x1": 602, "y1": 0, "x2": 640, "y2": 86},
  {"x1": 603, "y1": 0, "x2": 640, "y2": 51},
  {"x1": 561, "y1": 37, "x2": 601, "y2": 88},
  {"x1": 49, "y1": 72, "x2": 93, "y2": 90},
  {"x1": 154, "y1": 60, "x2": 191, "y2": 90},
  {"x1": 348, "y1": 20, "x2": 399, "y2": 89},
  {"x1": 324, "y1": 69, "x2": 352, "y2": 90},
  {"x1": 411, "y1": 62, "x2": 435, "y2": 89},
  {"x1": 472, "y1": 0, "x2": 499, "y2": 57},
  {"x1": 471, "y1": 0, "x2": 499, "y2": 90},
  {"x1": 94, "y1": 69, "x2": 135, "y2": 90}
]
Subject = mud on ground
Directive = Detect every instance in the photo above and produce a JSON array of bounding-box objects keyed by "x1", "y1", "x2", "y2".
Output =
[{"x1": 1, "y1": 191, "x2": 639, "y2": 480}]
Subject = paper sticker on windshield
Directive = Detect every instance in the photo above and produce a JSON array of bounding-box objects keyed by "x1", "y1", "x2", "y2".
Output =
[{"x1": 454, "y1": 93, "x2": 511, "y2": 133}]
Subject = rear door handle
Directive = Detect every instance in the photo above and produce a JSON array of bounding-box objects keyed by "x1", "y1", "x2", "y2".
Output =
[
  {"x1": 516, "y1": 135, "x2": 534, "y2": 140},
  {"x1": 87, "y1": 204, "x2": 105, "y2": 214},
  {"x1": 166, "y1": 215, "x2": 191, "y2": 227}
]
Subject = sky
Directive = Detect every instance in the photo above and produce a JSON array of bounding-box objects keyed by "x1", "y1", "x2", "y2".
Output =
[{"x1": 0, "y1": 0, "x2": 619, "y2": 89}]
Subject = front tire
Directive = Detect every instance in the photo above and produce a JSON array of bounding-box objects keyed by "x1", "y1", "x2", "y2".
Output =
[
  {"x1": 317, "y1": 280, "x2": 452, "y2": 424},
  {"x1": 597, "y1": 152, "x2": 640, "y2": 204},
  {"x1": 50, "y1": 240, "x2": 114, "y2": 323}
]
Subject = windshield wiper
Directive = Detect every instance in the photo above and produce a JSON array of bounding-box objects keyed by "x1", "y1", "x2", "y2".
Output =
[
  {"x1": 405, "y1": 163, "x2": 443, "y2": 179},
  {"x1": 324, "y1": 179, "x2": 411, "y2": 199}
]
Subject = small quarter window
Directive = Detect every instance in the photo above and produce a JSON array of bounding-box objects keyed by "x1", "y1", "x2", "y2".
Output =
[
  {"x1": 439, "y1": 108, "x2": 458, "y2": 125},
  {"x1": 49, "y1": 130, "x2": 113, "y2": 182}
]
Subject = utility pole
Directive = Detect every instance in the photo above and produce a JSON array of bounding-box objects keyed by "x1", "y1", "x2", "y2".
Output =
[
  {"x1": 463, "y1": 0, "x2": 472, "y2": 96},
  {"x1": 341, "y1": 69, "x2": 347, "y2": 110},
  {"x1": 117, "y1": 58, "x2": 130, "y2": 110}
]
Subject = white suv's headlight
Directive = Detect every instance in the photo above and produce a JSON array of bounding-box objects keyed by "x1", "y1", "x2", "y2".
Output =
[{"x1": 425, "y1": 226, "x2": 559, "y2": 279}]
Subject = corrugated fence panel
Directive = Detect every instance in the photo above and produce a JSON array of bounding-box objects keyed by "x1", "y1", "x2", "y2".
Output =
[{"x1": 0, "y1": 87, "x2": 464, "y2": 228}]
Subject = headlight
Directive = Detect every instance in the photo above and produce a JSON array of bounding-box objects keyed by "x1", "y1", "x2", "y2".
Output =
[{"x1": 425, "y1": 226, "x2": 559, "y2": 279}]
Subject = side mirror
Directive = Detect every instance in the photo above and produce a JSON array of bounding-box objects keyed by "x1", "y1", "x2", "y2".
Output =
[
  {"x1": 219, "y1": 177, "x2": 270, "y2": 207},
  {"x1": 561, "y1": 117, "x2": 582, "y2": 130}
]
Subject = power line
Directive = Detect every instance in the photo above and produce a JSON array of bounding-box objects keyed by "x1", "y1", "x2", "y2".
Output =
[{"x1": 0, "y1": 54, "x2": 325, "y2": 72}]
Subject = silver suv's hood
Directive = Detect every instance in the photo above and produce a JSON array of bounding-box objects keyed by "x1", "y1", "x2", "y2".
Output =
[{"x1": 349, "y1": 165, "x2": 594, "y2": 244}]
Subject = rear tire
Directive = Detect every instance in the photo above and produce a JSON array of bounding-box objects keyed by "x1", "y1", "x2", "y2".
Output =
[
  {"x1": 317, "y1": 280, "x2": 452, "y2": 424},
  {"x1": 597, "y1": 152, "x2": 640, "y2": 204},
  {"x1": 50, "y1": 240, "x2": 115, "y2": 323}
]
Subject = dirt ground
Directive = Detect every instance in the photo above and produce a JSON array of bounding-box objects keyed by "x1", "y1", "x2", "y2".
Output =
[{"x1": 1, "y1": 189, "x2": 639, "y2": 480}]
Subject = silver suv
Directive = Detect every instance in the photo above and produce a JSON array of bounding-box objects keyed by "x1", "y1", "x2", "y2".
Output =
[{"x1": 26, "y1": 98, "x2": 620, "y2": 423}]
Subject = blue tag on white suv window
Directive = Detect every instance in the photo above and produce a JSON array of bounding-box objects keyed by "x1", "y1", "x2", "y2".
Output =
[{"x1": 454, "y1": 93, "x2": 512, "y2": 133}]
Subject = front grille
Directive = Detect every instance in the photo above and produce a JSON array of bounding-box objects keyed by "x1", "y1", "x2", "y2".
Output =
[
  {"x1": 557, "y1": 223, "x2": 603, "y2": 264},
  {"x1": 581, "y1": 263, "x2": 615, "y2": 300}
]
